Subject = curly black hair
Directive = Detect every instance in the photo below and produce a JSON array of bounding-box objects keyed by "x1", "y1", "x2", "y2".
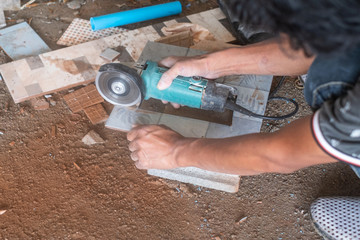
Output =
[{"x1": 228, "y1": 0, "x2": 360, "y2": 56}]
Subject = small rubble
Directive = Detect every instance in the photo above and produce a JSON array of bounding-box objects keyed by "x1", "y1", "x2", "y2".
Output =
[
  {"x1": 30, "y1": 98, "x2": 49, "y2": 110},
  {"x1": 82, "y1": 130, "x2": 105, "y2": 145}
]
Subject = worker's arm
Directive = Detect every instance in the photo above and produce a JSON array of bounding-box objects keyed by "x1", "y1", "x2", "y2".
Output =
[
  {"x1": 127, "y1": 115, "x2": 337, "y2": 175},
  {"x1": 157, "y1": 36, "x2": 314, "y2": 90}
]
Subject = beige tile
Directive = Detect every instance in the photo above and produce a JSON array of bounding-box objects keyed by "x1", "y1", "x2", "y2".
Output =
[
  {"x1": 187, "y1": 11, "x2": 235, "y2": 42},
  {"x1": 209, "y1": 8, "x2": 226, "y2": 20}
]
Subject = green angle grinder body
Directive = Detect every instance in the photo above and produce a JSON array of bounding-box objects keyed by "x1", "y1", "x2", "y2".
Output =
[{"x1": 96, "y1": 60, "x2": 235, "y2": 112}]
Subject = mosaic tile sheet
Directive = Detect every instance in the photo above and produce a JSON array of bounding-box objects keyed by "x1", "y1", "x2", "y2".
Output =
[
  {"x1": 57, "y1": 18, "x2": 126, "y2": 46},
  {"x1": 63, "y1": 84, "x2": 104, "y2": 113}
]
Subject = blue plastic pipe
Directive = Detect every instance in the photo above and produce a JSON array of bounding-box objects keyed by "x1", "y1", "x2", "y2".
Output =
[{"x1": 90, "y1": 1, "x2": 182, "y2": 31}]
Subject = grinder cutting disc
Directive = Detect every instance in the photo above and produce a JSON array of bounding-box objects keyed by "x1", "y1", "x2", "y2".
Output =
[{"x1": 95, "y1": 63, "x2": 142, "y2": 106}]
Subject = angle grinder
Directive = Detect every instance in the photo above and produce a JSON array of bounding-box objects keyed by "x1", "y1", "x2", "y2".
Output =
[
  {"x1": 95, "y1": 61, "x2": 299, "y2": 120},
  {"x1": 95, "y1": 60, "x2": 237, "y2": 112}
]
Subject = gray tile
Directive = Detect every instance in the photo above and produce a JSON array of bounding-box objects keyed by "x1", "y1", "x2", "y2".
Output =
[
  {"x1": 148, "y1": 167, "x2": 240, "y2": 193},
  {"x1": 73, "y1": 56, "x2": 96, "y2": 81},
  {"x1": 185, "y1": 48, "x2": 206, "y2": 57},
  {"x1": 232, "y1": 86, "x2": 270, "y2": 122},
  {"x1": 205, "y1": 117, "x2": 261, "y2": 138},
  {"x1": 138, "y1": 41, "x2": 189, "y2": 63},
  {"x1": 158, "y1": 114, "x2": 209, "y2": 138},
  {"x1": 25, "y1": 56, "x2": 44, "y2": 70},
  {"x1": 114, "y1": 46, "x2": 134, "y2": 62},
  {"x1": 25, "y1": 83, "x2": 42, "y2": 96},
  {"x1": 105, "y1": 106, "x2": 162, "y2": 132},
  {"x1": 100, "y1": 48, "x2": 121, "y2": 62},
  {"x1": 175, "y1": 17, "x2": 191, "y2": 23}
]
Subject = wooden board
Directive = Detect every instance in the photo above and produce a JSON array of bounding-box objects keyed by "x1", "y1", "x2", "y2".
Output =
[{"x1": 0, "y1": 8, "x2": 235, "y2": 103}]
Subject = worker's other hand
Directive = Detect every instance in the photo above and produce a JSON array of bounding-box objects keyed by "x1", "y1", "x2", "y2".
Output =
[
  {"x1": 127, "y1": 125, "x2": 189, "y2": 170},
  {"x1": 157, "y1": 55, "x2": 216, "y2": 90}
]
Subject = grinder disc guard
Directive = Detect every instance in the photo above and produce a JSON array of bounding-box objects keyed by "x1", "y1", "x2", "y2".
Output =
[{"x1": 95, "y1": 64, "x2": 142, "y2": 107}]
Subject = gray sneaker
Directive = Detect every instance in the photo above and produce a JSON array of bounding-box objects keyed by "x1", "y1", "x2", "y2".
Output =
[{"x1": 310, "y1": 197, "x2": 360, "y2": 240}]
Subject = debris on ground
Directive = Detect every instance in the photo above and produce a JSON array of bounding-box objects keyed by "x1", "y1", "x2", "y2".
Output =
[
  {"x1": 82, "y1": 130, "x2": 105, "y2": 145},
  {"x1": 66, "y1": 0, "x2": 86, "y2": 10},
  {"x1": 30, "y1": 97, "x2": 50, "y2": 110},
  {"x1": 0, "y1": 210, "x2": 7, "y2": 215}
]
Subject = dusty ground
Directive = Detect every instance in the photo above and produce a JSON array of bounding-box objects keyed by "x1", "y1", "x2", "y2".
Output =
[{"x1": 1, "y1": 0, "x2": 360, "y2": 239}]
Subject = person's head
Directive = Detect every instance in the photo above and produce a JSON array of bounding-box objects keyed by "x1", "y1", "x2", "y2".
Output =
[{"x1": 228, "y1": 0, "x2": 360, "y2": 56}]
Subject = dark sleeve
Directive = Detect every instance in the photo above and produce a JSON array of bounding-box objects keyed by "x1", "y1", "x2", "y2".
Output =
[{"x1": 312, "y1": 77, "x2": 360, "y2": 166}]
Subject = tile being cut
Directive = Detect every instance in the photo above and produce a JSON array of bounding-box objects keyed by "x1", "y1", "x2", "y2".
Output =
[
  {"x1": 0, "y1": 22, "x2": 51, "y2": 60},
  {"x1": 232, "y1": 86, "x2": 270, "y2": 122}
]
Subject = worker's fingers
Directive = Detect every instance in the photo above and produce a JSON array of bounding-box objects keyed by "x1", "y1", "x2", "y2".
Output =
[
  {"x1": 171, "y1": 103, "x2": 181, "y2": 109},
  {"x1": 127, "y1": 125, "x2": 154, "y2": 141},
  {"x1": 130, "y1": 151, "x2": 139, "y2": 161},
  {"x1": 128, "y1": 141, "x2": 138, "y2": 152},
  {"x1": 157, "y1": 66, "x2": 180, "y2": 90}
]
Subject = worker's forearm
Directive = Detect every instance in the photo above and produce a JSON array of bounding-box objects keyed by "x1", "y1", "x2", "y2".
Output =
[
  {"x1": 204, "y1": 38, "x2": 315, "y2": 77},
  {"x1": 175, "y1": 116, "x2": 336, "y2": 175}
]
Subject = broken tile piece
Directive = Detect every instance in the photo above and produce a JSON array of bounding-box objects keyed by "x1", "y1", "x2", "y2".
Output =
[
  {"x1": 100, "y1": 48, "x2": 121, "y2": 62},
  {"x1": 82, "y1": 130, "x2": 105, "y2": 145},
  {"x1": 63, "y1": 84, "x2": 104, "y2": 113},
  {"x1": 30, "y1": 98, "x2": 49, "y2": 110},
  {"x1": 83, "y1": 103, "x2": 109, "y2": 124}
]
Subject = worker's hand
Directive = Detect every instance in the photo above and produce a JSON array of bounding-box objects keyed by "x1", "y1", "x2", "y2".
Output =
[
  {"x1": 127, "y1": 125, "x2": 190, "y2": 169},
  {"x1": 157, "y1": 55, "x2": 218, "y2": 108},
  {"x1": 157, "y1": 55, "x2": 217, "y2": 90}
]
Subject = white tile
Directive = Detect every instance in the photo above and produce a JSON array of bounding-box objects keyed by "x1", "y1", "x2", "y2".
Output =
[{"x1": 148, "y1": 167, "x2": 240, "y2": 193}]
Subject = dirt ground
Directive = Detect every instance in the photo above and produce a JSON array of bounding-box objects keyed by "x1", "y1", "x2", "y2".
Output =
[{"x1": 1, "y1": 0, "x2": 360, "y2": 239}]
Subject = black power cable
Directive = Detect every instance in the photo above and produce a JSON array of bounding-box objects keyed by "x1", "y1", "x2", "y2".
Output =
[{"x1": 225, "y1": 76, "x2": 299, "y2": 120}]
